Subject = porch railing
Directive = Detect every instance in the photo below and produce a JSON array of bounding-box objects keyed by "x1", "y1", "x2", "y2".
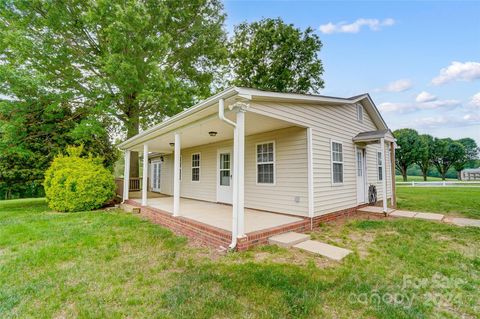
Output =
[{"x1": 114, "y1": 178, "x2": 143, "y2": 197}]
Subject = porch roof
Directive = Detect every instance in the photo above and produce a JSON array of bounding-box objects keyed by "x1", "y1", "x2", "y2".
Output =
[
  {"x1": 352, "y1": 129, "x2": 396, "y2": 144},
  {"x1": 118, "y1": 87, "x2": 389, "y2": 151}
]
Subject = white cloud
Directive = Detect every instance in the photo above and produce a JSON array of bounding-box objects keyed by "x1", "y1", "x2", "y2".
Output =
[
  {"x1": 319, "y1": 18, "x2": 395, "y2": 34},
  {"x1": 415, "y1": 91, "x2": 437, "y2": 103},
  {"x1": 413, "y1": 113, "x2": 480, "y2": 129},
  {"x1": 431, "y1": 61, "x2": 480, "y2": 85},
  {"x1": 469, "y1": 92, "x2": 480, "y2": 108},
  {"x1": 374, "y1": 79, "x2": 412, "y2": 93},
  {"x1": 379, "y1": 99, "x2": 460, "y2": 113},
  {"x1": 379, "y1": 102, "x2": 416, "y2": 113}
]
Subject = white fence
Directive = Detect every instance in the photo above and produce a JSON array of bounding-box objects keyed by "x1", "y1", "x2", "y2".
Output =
[{"x1": 397, "y1": 181, "x2": 480, "y2": 187}]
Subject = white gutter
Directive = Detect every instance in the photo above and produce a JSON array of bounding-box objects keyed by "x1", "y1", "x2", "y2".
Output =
[{"x1": 218, "y1": 98, "x2": 238, "y2": 250}]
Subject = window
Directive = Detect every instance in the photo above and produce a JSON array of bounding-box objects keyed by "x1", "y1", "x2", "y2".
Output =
[
  {"x1": 256, "y1": 142, "x2": 275, "y2": 184},
  {"x1": 332, "y1": 141, "x2": 343, "y2": 184},
  {"x1": 377, "y1": 151, "x2": 383, "y2": 181},
  {"x1": 191, "y1": 153, "x2": 200, "y2": 181},
  {"x1": 357, "y1": 104, "x2": 363, "y2": 122}
]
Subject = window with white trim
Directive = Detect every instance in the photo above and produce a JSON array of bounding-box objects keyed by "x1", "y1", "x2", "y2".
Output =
[
  {"x1": 256, "y1": 142, "x2": 275, "y2": 184},
  {"x1": 332, "y1": 142, "x2": 343, "y2": 184},
  {"x1": 191, "y1": 153, "x2": 200, "y2": 181},
  {"x1": 357, "y1": 104, "x2": 363, "y2": 122},
  {"x1": 377, "y1": 151, "x2": 383, "y2": 181}
]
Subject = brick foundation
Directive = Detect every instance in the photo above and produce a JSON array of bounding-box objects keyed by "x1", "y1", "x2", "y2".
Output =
[{"x1": 124, "y1": 200, "x2": 381, "y2": 251}]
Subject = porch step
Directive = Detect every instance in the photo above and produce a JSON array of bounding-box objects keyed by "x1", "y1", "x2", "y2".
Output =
[
  {"x1": 293, "y1": 240, "x2": 352, "y2": 261},
  {"x1": 268, "y1": 232, "x2": 310, "y2": 248},
  {"x1": 119, "y1": 203, "x2": 140, "y2": 214}
]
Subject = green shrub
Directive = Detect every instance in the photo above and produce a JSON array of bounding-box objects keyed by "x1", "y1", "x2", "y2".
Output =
[{"x1": 44, "y1": 146, "x2": 115, "y2": 212}]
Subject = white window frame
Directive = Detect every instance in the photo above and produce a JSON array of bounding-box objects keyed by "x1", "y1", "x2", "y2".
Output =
[
  {"x1": 357, "y1": 104, "x2": 363, "y2": 123},
  {"x1": 377, "y1": 151, "x2": 383, "y2": 181},
  {"x1": 191, "y1": 153, "x2": 201, "y2": 182},
  {"x1": 331, "y1": 140, "x2": 344, "y2": 185},
  {"x1": 255, "y1": 141, "x2": 276, "y2": 185}
]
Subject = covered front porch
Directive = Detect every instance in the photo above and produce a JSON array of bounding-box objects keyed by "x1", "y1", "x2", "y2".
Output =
[
  {"x1": 128, "y1": 194, "x2": 304, "y2": 233},
  {"x1": 119, "y1": 88, "x2": 311, "y2": 249}
]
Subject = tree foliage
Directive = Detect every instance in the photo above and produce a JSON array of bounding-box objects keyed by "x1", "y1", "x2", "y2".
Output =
[
  {"x1": 0, "y1": 64, "x2": 116, "y2": 199},
  {"x1": 44, "y1": 146, "x2": 115, "y2": 212},
  {"x1": 0, "y1": 0, "x2": 227, "y2": 176},
  {"x1": 229, "y1": 18, "x2": 324, "y2": 93},
  {"x1": 453, "y1": 138, "x2": 479, "y2": 175},
  {"x1": 432, "y1": 138, "x2": 466, "y2": 180},
  {"x1": 393, "y1": 128, "x2": 422, "y2": 181},
  {"x1": 416, "y1": 134, "x2": 435, "y2": 181}
]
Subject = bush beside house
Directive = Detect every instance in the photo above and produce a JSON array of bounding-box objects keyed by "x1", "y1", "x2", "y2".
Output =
[{"x1": 44, "y1": 146, "x2": 115, "y2": 212}]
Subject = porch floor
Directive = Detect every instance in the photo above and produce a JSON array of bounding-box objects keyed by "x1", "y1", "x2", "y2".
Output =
[{"x1": 129, "y1": 195, "x2": 304, "y2": 233}]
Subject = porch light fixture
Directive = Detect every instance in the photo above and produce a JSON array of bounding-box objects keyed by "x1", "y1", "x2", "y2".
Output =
[
  {"x1": 169, "y1": 142, "x2": 174, "y2": 147},
  {"x1": 208, "y1": 131, "x2": 217, "y2": 137}
]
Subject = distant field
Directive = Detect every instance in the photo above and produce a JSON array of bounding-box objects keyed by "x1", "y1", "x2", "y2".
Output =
[
  {"x1": 395, "y1": 175, "x2": 456, "y2": 182},
  {"x1": 396, "y1": 187, "x2": 480, "y2": 218}
]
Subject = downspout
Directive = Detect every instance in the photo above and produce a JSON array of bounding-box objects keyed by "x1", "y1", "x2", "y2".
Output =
[{"x1": 218, "y1": 98, "x2": 238, "y2": 250}]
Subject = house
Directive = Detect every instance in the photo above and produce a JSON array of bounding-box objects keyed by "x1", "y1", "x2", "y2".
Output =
[
  {"x1": 118, "y1": 87, "x2": 396, "y2": 250},
  {"x1": 460, "y1": 168, "x2": 480, "y2": 181}
]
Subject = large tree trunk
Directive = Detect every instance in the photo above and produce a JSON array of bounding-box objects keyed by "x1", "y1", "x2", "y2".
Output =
[
  {"x1": 125, "y1": 97, "x2": 140, "y2": 178},
  {"x1": 401, "y1": 165, "x2": 408, "y2": 182}
]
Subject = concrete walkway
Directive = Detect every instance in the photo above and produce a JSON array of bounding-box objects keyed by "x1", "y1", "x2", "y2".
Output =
[
  {"x1": 358, "y1": 206, "x2": 480, "y2": 228},
  {"x1": 269, "y1": 232, "x2": 352, "y2": 261}
]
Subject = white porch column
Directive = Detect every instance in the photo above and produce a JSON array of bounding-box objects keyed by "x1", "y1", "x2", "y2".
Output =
[
  {"x1": 236, "y1": 106, "x2": 246, "y2": 237},
  {"x1": 173, "y1": 132, "x2": 181, "y2": 217},
  {"x1": 142, "y1": 144, "x2": 149, "y2": 206},
  {"x1": 123, "y1": 150, "x2": 131, "y2": 202},
  {"x1": 380, "y1": 138, "x2": 388, "y2": 213},
  {"x1": 307, "y1": 127, "x2": 314, "y2": 218}
]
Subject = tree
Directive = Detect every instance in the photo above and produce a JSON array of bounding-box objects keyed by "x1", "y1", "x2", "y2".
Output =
[
  {"x1": 0, "y1": 63, "x2": 116, "y2": 199},
  {"x1": 393, "y1": 129, "x2": 422, "y2": 181},
  {"x1": 0, "y1": 0, "x2": 227, "y2": 177},
  {"x1": 453, "y1": 138, "x2": 479, "y2": 178},
  {"x1": 432, "y1": 138, "x2": 466, "y2": 180},
  {"x1": 416, "y1": 134, "x2": 434, "y2": 181},
  {"x1": 229, "y1": 18, "x2": 324, "y2": 93}
]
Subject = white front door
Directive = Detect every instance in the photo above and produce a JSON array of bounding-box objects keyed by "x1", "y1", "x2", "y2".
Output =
[
  {"x1": 356, "y1": 148, "x2": 366, "y2": 203},
  {"x1": 151, "y1": 161, "x2": 161, "y2": 192},
  {"x1": 216, "y1": 149, "x2": 233, "y2": 204}
]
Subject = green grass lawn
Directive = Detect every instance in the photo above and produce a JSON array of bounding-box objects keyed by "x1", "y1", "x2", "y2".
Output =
[
  {"x1": 396, "y1": 187, "x2": 480, "y2": 219},
  {"x1": 395, "y1": 175, "x2": 456, "y2": 182},
  {"x1": 1, "y1": 199, "x2": 479, "y2": 318}
]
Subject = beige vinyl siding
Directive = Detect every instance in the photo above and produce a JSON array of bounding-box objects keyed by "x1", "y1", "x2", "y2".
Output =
[
  {"x1": 365, "y1": 144, "x2": 393, "y2": 200},
  {"x1": 248, "y1": 101, "x2": 393, "y2": 216},
  {"x1": 160, "y1": 126, "x2": 309, "y2": 216}
]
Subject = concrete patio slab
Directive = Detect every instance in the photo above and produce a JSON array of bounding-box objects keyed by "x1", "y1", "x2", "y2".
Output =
[
  {"x1": 413, "y1": 212, "x2": 444, "y2": 221},
  {"x1": 269, "y1": 232, "x2": 310, "y2": 248},
  {"x1": 390, "y1": 210, "x2": 417, "y2": 218},
  {"x1": 445, "y1": 218, "x2": 480, "y2": 228},
  {"x1": 357, "y1": 206, "x2": 395, "y2": 214},
  {"x1": 293, "y1": 240, "x2": 352, "y2": 261},
  {"x1": 131, "y1": 196, "x2": 304, "y2": 233}
]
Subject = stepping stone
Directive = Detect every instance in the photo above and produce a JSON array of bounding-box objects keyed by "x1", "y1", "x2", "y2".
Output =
[
  {"x1": 120, "y1": 204, "x2": 140, "y2": 214},
  {"x1": 445, "y1": 218, "x2": 480, "y2": 228},
  {"x1": 413, "y1": 212, "x2": 444, "y2": 221},
  {"x1": 293, "y1": 240, "x2": 352, "y2": 261},
  {"x1": 269, "y1": 232, "x2": 310, "y2": 248},
  {"x1": 390, "y1": 210, "x2": 417, "y2": 218},
  {"x1": 357, "y1": 206, "x2": 395, "y2": 214}
]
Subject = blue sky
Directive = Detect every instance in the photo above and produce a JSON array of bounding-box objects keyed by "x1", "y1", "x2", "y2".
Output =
[{"x1": 224, "y1": 0, "x2": 480, "y2": 144}]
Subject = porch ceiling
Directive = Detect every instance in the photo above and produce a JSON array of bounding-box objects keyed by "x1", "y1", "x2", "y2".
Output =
[{"x1": 129, "y1": 111, "x2": 299, "y2": 153}]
